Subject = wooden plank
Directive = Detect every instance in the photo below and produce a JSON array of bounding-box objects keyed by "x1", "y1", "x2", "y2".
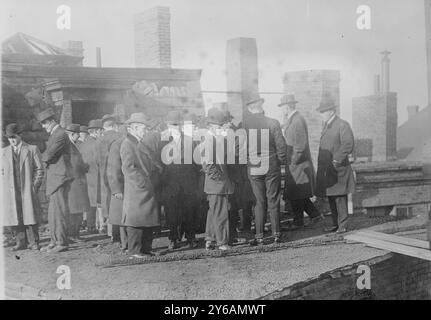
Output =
[
  {"x1": 355, "y1": 230, "x2": 430, "y2": 250},
  {"x1": 345, "y1": 234, "x2": 431, "y2": 261}
]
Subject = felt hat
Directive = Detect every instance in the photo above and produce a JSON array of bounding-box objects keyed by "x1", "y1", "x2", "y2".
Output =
[
  {"x1": 79, "y1": 126, "x2": 88, "y2": 133},
  {"x1": 36, "y1": 108, "x2": 56, "y2": 123},
  {"x1": 5, "y1": 123, "x2": 22, "y2": 137},
  {"x1": 65, "y1": 124, "x2": 80, "y2": 133},
  {"x1": 278, "y1": 94, "x2": 298, "y2": 107},
  {"x1": 88, "y1": 119, "x2": 103, "y2": 129},
  {"x1": 245, "y1": 94, "x2": 265, "y2": 106},
  {"x1": 316, "y1": 98, "x2": 337, "y2": 113},
  {"x1": 206, "y1": 107, "x2": 225, "y2": 125},
  {"x1": 125, "y1": 112, "x2": 153, "y2": 125}
]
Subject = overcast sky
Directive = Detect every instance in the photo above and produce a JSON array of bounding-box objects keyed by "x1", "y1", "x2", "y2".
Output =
[{"x1": 1, "y1": 0, "x2": 428, "y2": 124}]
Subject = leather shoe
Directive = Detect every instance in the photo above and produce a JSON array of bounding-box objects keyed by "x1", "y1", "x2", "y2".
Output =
[
  {"x1": 273, "y1": 237, "x2": 282, "y2": 244},
  {"x1": 168, "y1": 240, "x2": 178, "y2": 250},
  {"x1": 40, "y1": 243, "x2": 56, "y2": 252},
  {"x1": 218, "y1": 244, "x2": 231, "y2": 251},
  {"x1": 249, "y1": 238, "x2": 264, "y2": 246},
  {"x1": 336, "y1": 228, "x2": 347, "y2": 234},
  {"x1": 205, "y1": 241, "x2": 215, "y2": 250},
  {"x1": 324, "y1": 226, "x2": 338, "y2": 233},
  {"x1": 47, "y1": 245, "x2": 68, "y2": 253},
  {"x1": 28, "y1": 244, "x2": 40, "y2": 251}
]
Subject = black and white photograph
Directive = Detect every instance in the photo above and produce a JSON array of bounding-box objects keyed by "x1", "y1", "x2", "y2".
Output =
[{"x1": 0, "y1": 0, "x2": 431, "y2": 303}]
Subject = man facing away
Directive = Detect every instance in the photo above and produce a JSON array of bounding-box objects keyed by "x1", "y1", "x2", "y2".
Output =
[
  {"x1": 279, "y1": 94, "x2": 323, "y2": 230},
  {"x1": 78, "y1": 119, "x2": 103, "y2": 234},
  {"x1": 315, "y1": 98, "x2": 355, "y2": 234},
  {"x1": 2, "y1": 123, "x2": 44, "y2": 251},
  {"x1": 37, "y1": 108, "x2": 73, "y2": 253},
  {"x1": 242, "y1": 95, "x2": 287, "y2": 245},
  {"x1": 202, "y1": 107, "x2": 235, "y2": 251},
  {"x1": 65, "y1": 124, "x2": 90, "y2": 242},
  {"x1": 121, "y1": 113, "x2": 160, "y2": 258}
]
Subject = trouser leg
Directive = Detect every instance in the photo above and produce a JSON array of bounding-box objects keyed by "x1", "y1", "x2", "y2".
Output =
[
  {"x1": 127, "y1": 226, "x2": 143, "y2": 255},
  {"x1": 335, "y1": 195, "x2": 348, "y2": 230},
  {"x1": 239, "y1": 201, "x2": 253, "y2": 231},
  {"x1": 141, "y1": 227, "x2": 154, "y2": 254},
  {"x1": 165, "y1": 198, "x2": 182, "y2": 241},
  {"x1": 48, "y1": 183, "x2": 70, "y2": 246},
  {"x1": 207, "y1": 194, "x2": 229, "y2": 246},
  {"x1": 304, "y1": 198, "x2": 320, "y2": 219},
  {"x1": 120, "y1": 226, "x2": 128, "y2": 250},
  {"x1": 86, "y1": 207, "x2": 96, "y2": 228},
  {"x1": 13, "y1": 225, "x2": 26, "y2": 248},
  {"x1": 328, "y1": 196, "x2": 339, "y2": 228},
  {"x1": 290, "y1": 199, "x2": 305, "y2": 226},
  {"x1": 228, "y1": 193, "x2": 239, "y2": 240},
  {"x1": 182, "y1": 195, "x2": 198, "y2": 241},
  {"x1": 249, "y1": 175, "x2": 266, "y2": 239},
  {"x1": 25, "y1": 224, "x2": 39, "y2": 247},
  {"x1": 111, "y1": 225, "x2": 121, "y2": 242},
  {"x1": 265, "y1": 173, "x2": 281, "y2": 237},
  {"x1": 205, "y1": 195, "x2": 216, "y2": 243}
]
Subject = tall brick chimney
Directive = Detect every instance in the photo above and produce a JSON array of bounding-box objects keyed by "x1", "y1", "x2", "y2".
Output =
[
  {"x1": 134, "y1": 6, "x2": 172, "y2": 68},
  {"x1": 62, "y1": 40, "x2": 84, "y2": 66},
  {"x1": 407, "y1": 105, "x2": 419, "y2": 120},
  {"x1": 380, "y1": 50, "x2": 391, "y2": 93}
]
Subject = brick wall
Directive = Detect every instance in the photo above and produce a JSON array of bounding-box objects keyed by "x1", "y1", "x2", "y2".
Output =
[
  {"x1": 134, "y1": 6, "x2": 171, "y2": 68},
  {"x1": 352, "y1": 92, "x2": 397, "y2": 162},
  {"x1": 283, "y1": 70, "x2": 340, "y2": 165},
  {"x1": 260, "y1": 253, "x2": 431, "y2": 300}
]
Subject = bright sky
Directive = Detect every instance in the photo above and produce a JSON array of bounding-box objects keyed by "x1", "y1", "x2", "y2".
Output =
[{"x1": 1, "y1": 0, "x2": 428, "y2": 125}]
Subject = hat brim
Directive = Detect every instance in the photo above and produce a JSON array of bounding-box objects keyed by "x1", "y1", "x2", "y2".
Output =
[
  {"x1": 316, "y1": 105, "x2": 336, "y2": 113},
  {"x1": 66, "y1": 129, "x2": 80, "y2": 133},
  {"x1": 278, "y1": 100, "x2": 298, "y2": 107},
  {"x1": 245, "y1": 98, "x2": 265, "y2": 106},
  {"x1": 206, "y1": 119, "x2": 224, "y2": 126}
]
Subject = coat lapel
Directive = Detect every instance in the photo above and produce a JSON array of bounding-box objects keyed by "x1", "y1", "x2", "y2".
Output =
[{"x1": 20, "y1": 143, "x2": 29, "y2": 170}]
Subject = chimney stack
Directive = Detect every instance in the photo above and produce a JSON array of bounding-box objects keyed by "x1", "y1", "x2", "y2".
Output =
[
  {"x1": 62, "y1": 40, "x2": 84, "y2": 66},
  {"x1": 134, "y1": 6, "x2": 172, "y2": 68},
  {"x1": 96, "y1": 47, "x2": 102, "y2": 68},
  {"x1": 380, "y1": 50, "x2": 391, "y2": 93},
  {"x1": 374, "y1": 74, "x2": 380, "y2": 94},
  {"x1": 407, "y1": 105, "x2": 419, "y2": 120}
]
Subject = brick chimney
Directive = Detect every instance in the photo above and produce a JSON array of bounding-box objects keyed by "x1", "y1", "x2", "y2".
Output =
[
  {"x1": 62, "y1": 40, "x2": 84, "y2": 66},
  {"x1": 407, "y1": 105, "x2": 419, "y2": 120},
  {"x1": 380, "y1": 50, "x2": 391, "y2": 93},
  {"x1": 134, "y1": 6, "x2": 171, "y2": 68}
]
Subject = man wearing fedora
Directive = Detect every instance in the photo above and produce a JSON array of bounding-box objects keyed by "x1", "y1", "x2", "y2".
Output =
[
  {"x1": 65, "y1": 124, "x2": 90, "y2": 242},
  {"x1": 160, "y1": 110, "x2": 200, "y2": 249},
  {"x1": 279, "y1": 94, "x2": 323, "y2": 230},
  {"x1": 121, "y1": 113, "x2": 160, "y2": 258},
  {"x1": 243, "y1": 95, "x2": 287, "y2": 245},
  {"x1": 78, "y1": 126, "x2": 89, "y2": 145},
  {"x1": 78, "y1": 119, "x2": 103, "y2": 234},
  {"x1": 2, "y1": 123, "x2": 44, "y2": 251},
  {"x1": 202, "y1": 107, "x2": 235, "y2": 250},
  {"x1": 37, "y1": 108, "x2": 73, "y2": 253},
  {"x1": 315, "y1": 98, "x2": 355, "y2": 234},
  {"x1": 97, "y1": 114, "x2": 123, "y2": 239}
]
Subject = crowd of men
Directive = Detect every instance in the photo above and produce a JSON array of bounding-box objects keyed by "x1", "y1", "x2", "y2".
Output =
[{"x1": 2, "y1": 93, "x2": 355, "y2": 259}]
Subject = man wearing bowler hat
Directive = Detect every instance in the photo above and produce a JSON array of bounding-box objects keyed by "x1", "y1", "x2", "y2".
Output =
[
  {"x1": 121, "y1": 113, "x2": 160, "y2": 258},
  {"x1": 78, "y1": 119, "x2": 103, "y2": 233},
  {"x1": 2, "y1": 123, "x2": 44, "y2": 251},
  {"x1": 97, "y1": 114, "x2": 123, "y2": 239},
  {"x1": 65, "y1": 124, "x2": 90, "y2": 242},
  {"x1": 279, "y1": 94, "x2": 323, "y2": 230},
  {"x1": 315, "y1": 98, "x2": 355, "y2": 234},
  {"x1": 242, "y1": 94, "x2": 287, "y2": 245},
  {"x1": 37, "y1": 108, "x2": 73, "y2": 253}
]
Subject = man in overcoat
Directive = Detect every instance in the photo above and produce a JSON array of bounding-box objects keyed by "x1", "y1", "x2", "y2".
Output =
[
  {"x1": 279, "y1": 94, "x2": 323, "y2": 229},
  {"x1": 315, "y1": 99, "x2": 355, "y2": 234},
  {"x1": 37, "y1": 108, "x2": 73, "y2": 253},
  {"x1": 202, "y1": 107, "x2": 235, "y2": 251},
  {"x1": 107, "y1": 125, "x2": 127, "y2": 251},
  {"x1": 78, "y1": 119, "x2": 103, "y2": 233},
  {"x1": 160, "y1": 110, "x2": 200, "y2": 250},
  {"x1": 97, "y1": 114, "x2": 123, "y2": 238},
  {"x1": 243, "y1": 95, "x2": 287, "y2": 245},
  {"x1": 121, "y1": 113, "x2": 160, "y2": 258},
  {"x1": 2, "y1": 123, "x2": 44, "y2": 250},
  {"x1": 65, "y1": 124, "x2": 90, "y2": 241}
]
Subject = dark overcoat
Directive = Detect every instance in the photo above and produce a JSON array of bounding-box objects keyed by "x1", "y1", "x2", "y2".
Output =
[
  {"x1": 78, "y1": 136, "x2": 100, "y2": 207},
  {"x1": 120, "y1": 134, "x2": 160, "y2": 228},
  {"x1": 106, "y1": 136, "x2": 125, "y2": 225},
  {"x1": 42, "y1": 125, "x2": 73, "y2": 196},
  {"x1": 283, "y1": 111, "x2": 315, "y2": 200},
  {"x1": 315, "y1": 116, "x2": 356, "y2": 197},
  {"x1": 160, "y1": 133, "x2": 200, "y2": 202},
  {"x1": 2, "y1": 142, "x2": 44, "y2": 226},
  {"x1": 97, "y1": 130, "x2": 123, "y2": 218},
  {"x1": 68, "y1": 141, "x2": 90, "y2": 214},
  {"x1": 242, "y1": 112, "x2": 287, "y2": 176}
]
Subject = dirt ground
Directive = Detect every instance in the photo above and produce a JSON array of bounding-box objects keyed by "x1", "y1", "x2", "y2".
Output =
[{"x1": 3, "y1": 213, "x2": 410, "y2": 299}]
